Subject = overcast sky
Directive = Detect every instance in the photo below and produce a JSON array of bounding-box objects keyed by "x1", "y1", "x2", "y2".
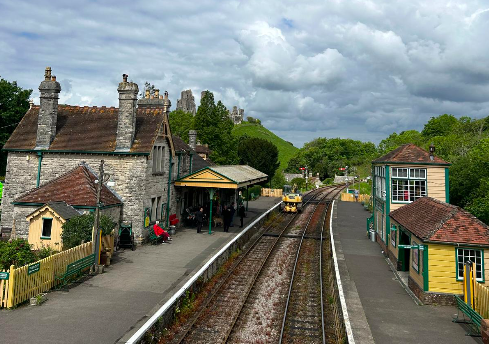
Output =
[{"x1": 1, "y1": 1, "x2": 489, "y2": 147}]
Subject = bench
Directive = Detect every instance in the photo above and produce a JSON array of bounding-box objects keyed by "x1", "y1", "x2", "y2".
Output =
[
  {"x1": 453, "y1": 295, "x2": 482, "y2": 336},
  {"x1": 57, "y1": 254, "x2": 95, "y2": 287},
  {"x1": 146, "y1": 227, "x2": 165, "y2": 245}
]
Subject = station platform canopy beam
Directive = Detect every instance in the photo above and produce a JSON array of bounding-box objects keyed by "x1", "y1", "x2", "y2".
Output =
[{"x1": 174, "y1": 165, "x2": 267, "y2": 189}]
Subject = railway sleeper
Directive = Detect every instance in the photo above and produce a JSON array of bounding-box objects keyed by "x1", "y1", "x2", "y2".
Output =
[{"x1": 262, "y1": 233, "x2": 324, "y2": 240}]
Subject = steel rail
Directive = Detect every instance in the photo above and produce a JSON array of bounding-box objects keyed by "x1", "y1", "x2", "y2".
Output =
[
  {"x1": 278, "y1": 185, "x2": 343, "y2": 344},
  {"x1": 174, "y1": 187, "x2": 325, "y2": 344},
  {"x1": 278, "y1": 188, "x2": 334, "y2": 344}
]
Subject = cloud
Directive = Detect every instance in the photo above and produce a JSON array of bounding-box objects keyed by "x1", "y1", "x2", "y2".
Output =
[{"x1": 1, "y1": 0, "x2": 489, "y2": 148}]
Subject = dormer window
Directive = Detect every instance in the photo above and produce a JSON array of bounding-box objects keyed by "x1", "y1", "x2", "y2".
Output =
[{"x1": 152, "y1": 144, "x2": 165, "y2": 174}]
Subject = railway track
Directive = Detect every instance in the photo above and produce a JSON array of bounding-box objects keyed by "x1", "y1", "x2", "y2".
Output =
[{"x1": 164, "y1": 186, "x2": 342, "y2": 344}]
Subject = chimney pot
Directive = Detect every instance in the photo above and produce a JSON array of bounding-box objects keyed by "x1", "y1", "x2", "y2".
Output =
[
  {"x1": 51, "y1": 75, "x2": 56, "y2": 81},
  {"x1": 154, "y1": 89, "x2": 159, "y2": 97},
  {"x1": 164, "y1": 91, "x2": 168, "y2": 100},
  {"x1": 145, "y1": 89, "x2": 150, "y2": 99},
  {"x1": 159, "y1": 95, "x2": 163, "y2": 99},
  {"x1": 122, "y1": 74, "x2": 128, "y2": 82},
  {"x1": 44, "y1": 67, "x2": 52, "y2": 80}
]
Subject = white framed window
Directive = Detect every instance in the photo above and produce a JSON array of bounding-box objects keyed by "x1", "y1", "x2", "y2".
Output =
[
  {"x1": 392, "y1": 168, "x2": 427, "y2": 202},
  {"x1": 374, "y1": 166, "x2": 386, "y2": 200},
  {"x1": 41, "y1": 217, "x2": 53, "y2": 239},
  {"x1": 457, "y1": 248, "x2": 483, "y2": 282}
]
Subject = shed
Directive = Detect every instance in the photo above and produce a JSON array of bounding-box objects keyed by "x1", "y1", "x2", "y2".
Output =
[
  {"x1": 389, "y1": 197, "x2": 489, "y2": 305},
  {"x1": 26, "y1": 201, "x2": 80, "y2": 250}
]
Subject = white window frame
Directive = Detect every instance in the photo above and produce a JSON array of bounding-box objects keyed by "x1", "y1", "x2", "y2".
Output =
[
  {"x1": 152, "y1": 144, "x2": 166, "y2": 174},
  {"x1": 457, "y1": 248, "x2": 483, "y2": 282},
  {"x1": 374, "y1": 166, "x2": 386, "y2": 201},
  {"x1": 391, "y1": 167, "x2": 427, "y2": 203}
]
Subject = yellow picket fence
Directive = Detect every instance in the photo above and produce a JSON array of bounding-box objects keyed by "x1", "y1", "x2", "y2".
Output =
[
  {"x1": 474, "y1": 281, "x2": 489, "y2": 318},
  {"x1": 1, "y1": 241, "x2": 93, "y2": 308},
  {"x1": 340, "y1": 193, "x2": 370, "y2": 203},
  {"x1": 261, "y1": 188, "x2": 283, "y2": 197}
]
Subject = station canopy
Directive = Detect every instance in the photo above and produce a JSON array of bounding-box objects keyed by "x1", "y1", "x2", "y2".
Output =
[{"x1": 175, "y1": 165, "x2": 268, "y2": 189}]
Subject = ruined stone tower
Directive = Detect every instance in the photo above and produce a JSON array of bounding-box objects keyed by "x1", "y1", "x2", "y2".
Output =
[
  {"x1": 115, "y1": 74, "x2": 139, "y2": 152},
  {"x1": 35, "y1": 67, "x2": 61, "y2": 149},
  {"x1": 176, "y1": 89, "x2": 196, "y2": 115},
  {"x1": 228, "y1": 106, "x2": 244, "y2": 125}
]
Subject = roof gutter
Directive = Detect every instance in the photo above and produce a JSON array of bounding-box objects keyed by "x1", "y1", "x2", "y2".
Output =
[
  {"x1": 372, "y1": 161, "x2": 451, "y2": 166},
  {"x1": 3, "y1": 148, "x2": 149, "y2": 156}
]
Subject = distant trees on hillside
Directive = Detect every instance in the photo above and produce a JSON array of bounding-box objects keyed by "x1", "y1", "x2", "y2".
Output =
[{"x1": 238, "y1": 137, "x2": 280, "y2": 181}]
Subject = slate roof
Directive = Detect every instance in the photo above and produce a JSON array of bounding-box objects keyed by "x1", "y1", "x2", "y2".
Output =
[
  {"x1": 3, "y1": 105, "x2": 166, "y2": 153},
  {"x1": 172, "y1": 136, "x2": 191, "y2": 153},
  {"x1": 47, "y1": 201, "x2": 81, "y2": 220},
  {"x1": 192, "y1": 154, "x2": 213, "y2": 171},
  {"x1": 389, "y1": 197, "x2": 489, "y2": 246},
  {"x1": 210, "y1": 165, "x2": 268, "y2": 184},
  {"x1": 15, "y1": 164, "x2": 122, "y2": 207},
  {"x1": 195, "y1": 144, "x2": 211, "y2": 155},
  {"x1": 372, "y1": 144, "x2": 450, "y2": 165}
]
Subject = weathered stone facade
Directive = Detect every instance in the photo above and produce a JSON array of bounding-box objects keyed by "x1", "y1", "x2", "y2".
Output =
[
  {"x1": 1, "y1": 69, "x2": 184, "y2": 243},
  {"x1": 176, "y1": 89, "x2": 196, "y2": 115},
  {"x1": 35, "y1": 67, "x2": 61, "y2": 149}
]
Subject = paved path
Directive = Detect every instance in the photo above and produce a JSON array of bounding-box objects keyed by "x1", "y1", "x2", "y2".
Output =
[
  {"x1": 333, "y1": 200, "x2": 481, "y2": 344},
  {"x1": 0, "y1": 197, "x2": 281, "y2": 344}
]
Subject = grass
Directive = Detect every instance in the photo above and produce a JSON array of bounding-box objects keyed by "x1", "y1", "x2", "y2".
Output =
[
  {"x1": 345, "y1": 181, "x2": 371, "y2": 195},
  {"x1": 232, "y1": 122, "x2": 299, "y2": 171}
]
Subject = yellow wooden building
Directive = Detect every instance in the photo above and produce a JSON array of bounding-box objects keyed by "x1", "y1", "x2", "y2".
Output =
[
  {"x1": 371, "y1": 144, "x2": 450, "y2": 252},
  {"x1": 389, "y1": 197, "x2": 489, "y2": 304},
  {"x1": 26, "y1": 202, "x2": 81, "y2": 250}
]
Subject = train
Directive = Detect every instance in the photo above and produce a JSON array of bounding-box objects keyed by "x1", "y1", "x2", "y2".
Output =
[{"x1": 281, "y1": 184, "x2": 303, "y2": 213}]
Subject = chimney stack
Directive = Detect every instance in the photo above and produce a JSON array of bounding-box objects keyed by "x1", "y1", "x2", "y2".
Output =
[
  {"x1": 35, "y1": 67, "x2": 61, "y2": 150},
  {"x1": 163, "y1": 91, "x2": 171, "y2": 114},
  {"x1": 189, "y1": 130, "x2": 197, "y2": 150},
  {"x1": 115, "y1": 74, "x2": 139, "y2": 152},
  {"x1": 429, "y1": 143, "x2": 435, "y2": 161}
]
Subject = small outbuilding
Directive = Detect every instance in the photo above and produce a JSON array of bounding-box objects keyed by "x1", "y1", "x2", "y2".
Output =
[
  {"x1": 26, "y1": 201, "x2": 80, "y2": 250},
  {"x1": 389, "y1": 197, "x2": 489, "y2": 305}
]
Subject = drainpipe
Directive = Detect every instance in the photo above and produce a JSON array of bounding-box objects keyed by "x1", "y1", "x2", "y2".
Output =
[
  {"x1": 36, "y1": 151, "x2": 43, "y2": 187},
  {"x1": 189, "y1": 152, "x2": 193, "y2": 173},
  {"x1": 166, "y1": 154, "x2": 173, "y2": 228}
]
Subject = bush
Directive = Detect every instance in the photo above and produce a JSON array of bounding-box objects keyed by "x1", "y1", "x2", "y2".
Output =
[
  {"x1": 61, "y1": 213, "x2": 116, "y2": 250},
  {"x1": 243, "y1": 185, "x2": 262, "y2": 200},
  {"x1": 0, "y1": 239, "x2": 36, "y2": 270}
]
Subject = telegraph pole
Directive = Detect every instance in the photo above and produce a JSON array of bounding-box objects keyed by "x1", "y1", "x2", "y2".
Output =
[{"x1": 92, "y1": 160, "x2": 104, "y2": 269}]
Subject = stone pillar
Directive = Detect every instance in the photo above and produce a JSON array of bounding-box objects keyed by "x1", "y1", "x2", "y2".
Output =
[
  {"x1": 189, "y1": 130, "x2": 197, "y2": 150},
  {"x1": 35, "y1": 67, "x2": 61, "y2": 150},
  {"x1": 116, "y1": 74, "x2": 139, "y2": 152}
]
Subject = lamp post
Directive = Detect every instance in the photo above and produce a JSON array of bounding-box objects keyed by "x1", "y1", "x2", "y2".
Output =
[
  {"x1": 92, "y1": 160, "x2": 112, "y2": 269},
  {"x1": 345, "y1": 166, "x2": 349, "y2": 192}
]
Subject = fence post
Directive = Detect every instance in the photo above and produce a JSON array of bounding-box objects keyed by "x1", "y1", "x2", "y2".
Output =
[{"x1": 7, "y1": 265, "x2": 15, "y2": 308}]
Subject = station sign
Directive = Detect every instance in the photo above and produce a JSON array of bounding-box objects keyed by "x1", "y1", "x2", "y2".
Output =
[
  {"x1": 28, "y1": 262, "x2": 40, "y2": 275},
  {"x1": 0, "y1": 272, "x2": 9, "y2": 280}
]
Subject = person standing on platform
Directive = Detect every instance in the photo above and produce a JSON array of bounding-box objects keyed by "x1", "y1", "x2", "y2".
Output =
[
  {"x1": 354, "y1": 189, "x2": 359, "y2": 202},
  {"x1": 195, "y1": 207, "x2": 204, "y2": 233},
  {"x1": 223, "y1": 205, "x2": 231, "y2": 232},
  {"x1": 238, "y1": 204, "x2": 245, "y2": 228},
  {"x1": 229, "y1": 202, "x2": 236, "y2": 227}
]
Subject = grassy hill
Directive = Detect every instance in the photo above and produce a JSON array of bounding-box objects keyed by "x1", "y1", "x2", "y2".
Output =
[{"x1": 232, "y1": 122, "x2": 298, "y2": 171}]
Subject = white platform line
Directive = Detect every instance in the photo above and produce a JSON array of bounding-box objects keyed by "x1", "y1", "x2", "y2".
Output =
[
  {"x1": 329, "y1": 200, "x2": 355, "y2": 344},
  {"x1": 125, "y1": 201, "x2": 282, "y2": 344}
]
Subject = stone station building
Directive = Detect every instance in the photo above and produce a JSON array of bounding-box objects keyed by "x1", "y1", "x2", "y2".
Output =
[{"x1": 0, "y1": 68, "x2": 197, "y2": 243}]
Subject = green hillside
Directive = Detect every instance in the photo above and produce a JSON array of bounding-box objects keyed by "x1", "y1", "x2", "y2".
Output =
[{"x1": 232, "y1": 123, "x2": 298, "y2": 171}]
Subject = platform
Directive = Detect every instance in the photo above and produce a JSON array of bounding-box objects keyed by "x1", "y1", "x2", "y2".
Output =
[
  {"x1": 0, "y1": 197, "x2": 281, "y2": 344},
  {"x1": 333, "y1": 200, "x2": 481, "y2": 344}
]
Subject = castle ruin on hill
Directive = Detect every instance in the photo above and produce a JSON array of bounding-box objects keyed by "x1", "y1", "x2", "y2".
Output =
[{"x1": 176, "y1": 89, "x2": 244, "y2": 124}]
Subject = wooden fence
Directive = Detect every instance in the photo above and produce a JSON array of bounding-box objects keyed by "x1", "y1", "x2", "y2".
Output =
[
  {"x1": 474, "y1": 281, "x2": 489, "y2": 318},
  {"x1": 261, "y1": 188, "x2": 283, "y2": 197},
  {"x1": 340, "y1": 193, "x2": 371, "y2": 203},
  {"x1": 0, "y1": 241, "x2": 93, "y2": 308}
]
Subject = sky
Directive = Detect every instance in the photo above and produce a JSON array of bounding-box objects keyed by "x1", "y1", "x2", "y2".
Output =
[{"x1": 1, "y1": 0, "x2": 489, "y2": 148}]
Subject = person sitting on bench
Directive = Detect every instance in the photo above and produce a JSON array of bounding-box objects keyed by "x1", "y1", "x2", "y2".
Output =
[{"x1": 153, "y1": 221, "x2": 172, "y2": 242}]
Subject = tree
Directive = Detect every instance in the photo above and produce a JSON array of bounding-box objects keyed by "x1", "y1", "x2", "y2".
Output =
[
  {"x1": 61, "y1": 213, "x2": 116, "y2": 249},
  {"x1": 238, "y1": 137, "x2": 280, "y2": 179},
  {"x1": 0, "y1": 239, "x2": 36, "y2": 270},
  {"x1": 0, "y1": 77, "x2": 32, "y2": 175},
  {"x1": 169, "y1": 109, "x2": 194, "y2": 143},
  {"x1": 378, "y1": 130, "x2": 424, "y2": 155},
  {"x1": 194, "y1": 91, "x2": 238, "y2": 164},
  {"x1": 421, "y1": 114, "x2": 458, "y2": 138}
]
